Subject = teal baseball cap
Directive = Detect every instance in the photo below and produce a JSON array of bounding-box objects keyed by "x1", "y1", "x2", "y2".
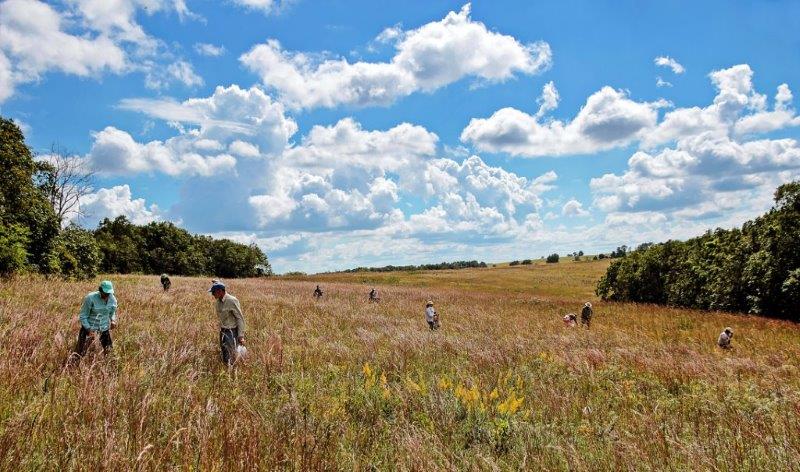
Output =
[{"x1": 99, "y1": 280, "x2": 114, "y2": 294}]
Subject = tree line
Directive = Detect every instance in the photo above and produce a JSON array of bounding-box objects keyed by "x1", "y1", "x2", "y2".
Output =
[
  {"x1": 339, "y1": 260, "x2": 488, "y2": 273},
  {"x1": 596, "y1": 181, "x2": 800, "y2": 321},
  {"x1": 0, "y1": 117, "x2": 270, "y2": 279}
]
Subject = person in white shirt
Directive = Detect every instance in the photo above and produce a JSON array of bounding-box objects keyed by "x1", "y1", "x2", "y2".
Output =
[{"x1": 425, "y1": 300, "x2": 439, "y2": 330}]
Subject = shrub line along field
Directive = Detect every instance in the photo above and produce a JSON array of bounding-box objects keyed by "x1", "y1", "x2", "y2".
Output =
[{"x1": 2, "y1": 259, "x2": 800, "y2": 470}]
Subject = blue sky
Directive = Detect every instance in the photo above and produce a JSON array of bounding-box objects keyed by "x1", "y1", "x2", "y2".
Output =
[{"x1": 2, "y1": 0, "x2": 799, "y2": 273}]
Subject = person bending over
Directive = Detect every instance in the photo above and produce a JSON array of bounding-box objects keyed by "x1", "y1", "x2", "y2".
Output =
[{"x1": 73, "y1": 280, "x2": 118, "y2": 360}]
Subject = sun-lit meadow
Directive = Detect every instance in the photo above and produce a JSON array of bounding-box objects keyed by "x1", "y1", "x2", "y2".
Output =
[{"x1": 2, "y1": 260, "x2": 800, "y2": 470}]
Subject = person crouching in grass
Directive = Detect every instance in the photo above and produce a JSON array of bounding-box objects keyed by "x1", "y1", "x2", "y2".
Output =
[
  {"x1": 72, "y1": 280, "x2": 118, "y2": 361},
  {"x1": 718, "y1": 327, "x2": 734, "y2": 349},
  {"x1": 209, "y1": 281, "x2": 246, "y2": 366}
]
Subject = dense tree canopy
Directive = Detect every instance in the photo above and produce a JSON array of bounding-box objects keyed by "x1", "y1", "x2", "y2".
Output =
[
  {"x1": 597, "y1": 181, "x2": 800, "y2": 320},
  {"x1": 94, "y1": 217, "x2": 271, "y2": 278},
  {"x1": 0, "y1": 118, "x2": 60, "y2": 273}
]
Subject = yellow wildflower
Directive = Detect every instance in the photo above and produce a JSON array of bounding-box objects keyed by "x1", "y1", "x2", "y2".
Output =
[
  {"x1": 438, "y1": 376, "x2": 452, "y2": 390},
  {"x1": 406, "y1": 377, "x2": 422, "y2": 392},
  {"x1": 363, "y1": 362, "x2": 376, "y2": 388},
  {"x1": 498, "y1": 392, "x2": 524, "y2": 415}
]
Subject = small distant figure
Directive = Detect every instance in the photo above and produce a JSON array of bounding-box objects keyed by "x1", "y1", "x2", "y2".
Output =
[
  {"x1": 72, "y1": 280, "x2": 118, "y2": 361},
  {"x1": 369, "y1": 288, "x2": 379, "y2": 303},
  {"x1": 160, "y1": 273, "x2": 171, "y2": 291},
  {"x1": 313, "y1": 285, "x2": 323, "y2": 299},
  {"x1": 580, "y1": 302, "x2": 593, "y2": 329},
  {"x1": 425, "y1": 300, "x2": 440, "y2": 330},
  {"x1": 209, "y1": 281, "x2": 246, "y2": 366},
  {"x1": 718, "y1": 327, "x2": 734, "y2": 349},
  {"x1": 563, "y1": 313, "x2": 577, "y2": 327}
]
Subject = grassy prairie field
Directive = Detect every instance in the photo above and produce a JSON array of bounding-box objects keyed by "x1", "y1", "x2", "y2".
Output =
[{"x1": 1, "y1": 260, "x2": 800, "y2": 470}]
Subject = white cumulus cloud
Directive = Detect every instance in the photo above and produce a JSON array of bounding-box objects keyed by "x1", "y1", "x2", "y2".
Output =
[
  {"x1": 118, "y1": 84, "x2": 298, "y2": 154},
  {"x1": 461, "y1": 86, "x2": 667, "y2": 157},
  {"x1": 0, "y1": 0, "x2": 202, "y2": 102},
  {"x1": 75, "y1": 184, "x2": 161, "y2": 228},
  {"x1": 0, "y1": 0, "x2": 126, "y2": 101},
  {"x1": 562, "y1": 199, "x2": 589, "y2": 217},
  {"x1": 240, "y1": 3, "x2": 551, "y2": 109},
  {"x1": 591, "y1": 64, "x2": 800, "y2": 221},
  {"x1": 87, "y1": 126, "x2": 238, "y2": 176}
]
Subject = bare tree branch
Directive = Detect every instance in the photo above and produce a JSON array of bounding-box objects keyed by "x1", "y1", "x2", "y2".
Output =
[{"x1": 36, "y1": 144, "x2": 95, "y2": 225}]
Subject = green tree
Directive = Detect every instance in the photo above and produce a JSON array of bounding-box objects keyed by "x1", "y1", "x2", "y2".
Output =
[
  {"x1": 95, "y1": 216, "x2": 145, "y2": 273},
  {"x1": 49, "y1": 224, "x2": 101, "y2": 279},
  {"x1": 140, "y1": 221, "x2": 208, "y2": 275},
  {"x1": 207, "y1": 239, "x2": 269, "y2": 278},
  {"x1": 0, "y1": 117, "x2": 60, "y2": 272},
  {"x1": 0, "y1": 224, "x2": 30, "y2": 276},
  {"x1": 597, "y1": 180, "x2": 800, "y2": 320}
]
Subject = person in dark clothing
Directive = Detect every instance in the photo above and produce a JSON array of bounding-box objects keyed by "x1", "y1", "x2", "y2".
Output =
[
  {"x1": 75, "y1": 327, "x2": 113, "y2": 357},
  {"x1": 313, "y1": 285, "x2": 323, "y2": 299},
  {"x1": 580, "y1": 302, "x2": 593, "y2": 329},
  {"x1": 160, "y1": 274, "x2": 171, "y2": 291}
]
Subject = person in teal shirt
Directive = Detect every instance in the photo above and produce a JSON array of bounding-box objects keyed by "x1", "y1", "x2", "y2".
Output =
[{"x1": 73, "y1": 280, "x2": 118, "y2": 358}]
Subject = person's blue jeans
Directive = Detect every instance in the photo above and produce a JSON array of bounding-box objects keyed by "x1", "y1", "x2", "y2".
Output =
[{"x1": 219, "y1": 328, "x2": 239, "y2": 365}]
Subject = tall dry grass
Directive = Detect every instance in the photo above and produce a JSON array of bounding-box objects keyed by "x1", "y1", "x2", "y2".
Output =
[{"x1": 1, "y1": 262, "x2": 799, "y2": 470}]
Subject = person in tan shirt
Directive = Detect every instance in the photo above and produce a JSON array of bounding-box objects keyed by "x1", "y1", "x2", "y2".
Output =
[{"x1": 209, "y1": 281, "x2": 245, "y2": 365}]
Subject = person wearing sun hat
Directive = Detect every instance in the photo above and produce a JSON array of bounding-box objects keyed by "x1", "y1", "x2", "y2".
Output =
[
  {"x1": 73, "y1": 280, "x2": 118, "y2": 358},
  {"x1": 209, "y1": 280, "x2": 246, "y2": 365},
  {"x1": 425, "y1": 300, "x2": 439, "y2": 330}
]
